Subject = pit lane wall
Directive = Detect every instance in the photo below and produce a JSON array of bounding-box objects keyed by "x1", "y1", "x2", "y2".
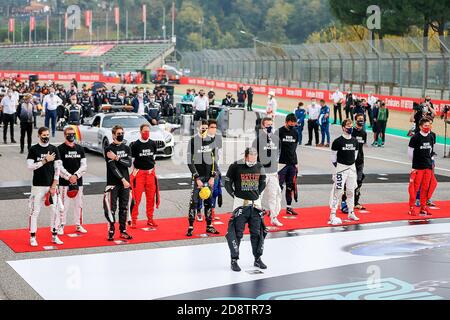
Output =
[
  {"x1": 180, "y1": 77, "x2": 450, "y2": 115},
  {"x1": 0, "y1": 70, "x2": 120, "y2": 84}
]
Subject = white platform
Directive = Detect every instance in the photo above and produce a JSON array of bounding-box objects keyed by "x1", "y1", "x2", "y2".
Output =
[{"x1": 8, "y1": 223, "x2": 450, "y2": 300}]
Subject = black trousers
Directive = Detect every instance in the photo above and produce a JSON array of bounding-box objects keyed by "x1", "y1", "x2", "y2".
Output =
[
  {"x1": 20, "y1": 122, "x2": 33, "y2": 152},
  {"x1": 307, "y1": 120, "x2": 319, "y2": 145},
  {"x1": 342, "y1": 163, "x2": 365, "y2": 205},
  {"x1": 247, "y1": 98, "x2": 253, "y2": 110},
  {"x1": 3, "y1": 113, "x2": 15, "y2": 142},
  {"x1": 188, "y1": 177, "x2": 213, "y2": 227},
  {"x1": 345, "y1": 107, "x2": 354, "y2": 120},
  {"x1": 103, "y1": 185, "x2": 131, "y2": 233},
  {"x1": 226, "y1": 205, "x2": 267, "y2": 260},
  {"x1": 333, "y1": 103, "x2": 342, "y2": 124},
  {"x1": 194, "y1": 110, "x2": 207, "y2": 121}
]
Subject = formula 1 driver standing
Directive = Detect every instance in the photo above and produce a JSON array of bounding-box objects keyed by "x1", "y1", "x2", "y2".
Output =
[
  {"x1": 103, "y1": 125, "x2": 133, "y2": 241},
  {"x1": 225, "y1": 147, "x2": 267, "y2": 272}
]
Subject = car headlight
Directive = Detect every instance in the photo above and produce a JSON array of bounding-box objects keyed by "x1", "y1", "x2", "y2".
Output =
[{"x1": 165, "y1": 135, "x2": 172, "y2": 143}]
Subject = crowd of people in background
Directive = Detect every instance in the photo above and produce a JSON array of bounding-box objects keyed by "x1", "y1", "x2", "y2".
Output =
[{"x1": 0, "y1": 78, "x2": 177, "y2": 155}]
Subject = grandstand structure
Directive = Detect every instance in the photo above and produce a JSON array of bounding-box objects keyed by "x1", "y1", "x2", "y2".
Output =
[{"x1": 0, "y1": 40, "x2": 175, "y2": 74}]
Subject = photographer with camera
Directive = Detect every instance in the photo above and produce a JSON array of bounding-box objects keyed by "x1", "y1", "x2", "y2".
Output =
[
  {"x1": 410, "y1": 96, "x2": 437, "y2": 135},
  {"x1": 442, "y1": 104, "x2": 450, "y2": 158}
]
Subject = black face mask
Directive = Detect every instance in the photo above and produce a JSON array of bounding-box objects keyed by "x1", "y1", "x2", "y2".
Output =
[
  {"x1": 116, "y1": 134, "x2": 124, "y2": 142},
  {"x1": 41, "y1": 137, "x2": 49, "y2": 144},
  {"x1": 356, "y1": 121, "x2": 365, "y2": 127},
  {"x1": 266, "y1": 126, "x2": 273, "y2": 134},
  {"x1": 288, "y1": 125, "x2": 296, "y2": 131},
  {"x1": 66, "y1": 134, "x2": 75, "y2": 142}
]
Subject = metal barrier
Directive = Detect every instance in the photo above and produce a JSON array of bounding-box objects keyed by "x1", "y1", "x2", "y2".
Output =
[{"x1": 180, "y1": 36, "x2": 450, "y2": 100}]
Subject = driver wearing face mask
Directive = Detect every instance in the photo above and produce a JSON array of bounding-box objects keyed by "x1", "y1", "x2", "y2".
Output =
[
  {"x1": 186, "y1": 120, "x2": 220, "y2": 237},
  {"x1": 27, "y1": 126, "x2": 64, "y2": 247},
  {"x1": 253, "y1": 117, "x2": 283, "y2": 227},
  {"x1": 277, "y1": 113, "x2": 299, "y2": 216},
  {"x1": 129, "y1": 123, "x2": 160, "y2": 228},
  {"x1": 57, "y1": 127, "x2": 88, "y2": 236},
  {"x1": 329, "y1": 119, "x2": 360, "y2": 225},
  {"x1": 103, "y1": 125, "x2": 133, "y2": 241},
  {"x1": 224, "y1": 147, "x2": 268, "y2": 272}
]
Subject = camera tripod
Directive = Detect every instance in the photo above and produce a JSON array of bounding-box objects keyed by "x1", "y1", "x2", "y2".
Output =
[{"x1": 444, "y1": 110, "x2": 449, "y2": 158}]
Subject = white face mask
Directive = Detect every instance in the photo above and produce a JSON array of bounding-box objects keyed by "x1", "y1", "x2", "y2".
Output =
[{"x1": 246, "y1": 161, "x2": 257, "y2": 167}]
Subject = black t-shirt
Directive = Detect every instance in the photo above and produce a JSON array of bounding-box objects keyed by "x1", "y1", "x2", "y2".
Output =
[
  {"x1": 225, "y1": 161, "x2": 266, "y2": 201},
  {"x1": 332, "y1": 136, "x2": 358, "y2": 166},
  {"x1": 409, "y1": 133, "x2": 434, "y2": 170},
  {"x1": 352, "y1": 128, "x2": 367, "y2": 165},
  {"x1": 253, "y1": 131, "x2": 279, "y2": 174},
  {"x1": 277, "y1": 126, "x2": 298, "y2": 165},
  {"x1": 131, "y1": 140, "x2": 157, "y2": 170},
  {"x1": 58, "y1": 143, "x2": 85, "y2": 186},
  {"x1": 187, "y1": 135, "x2": 219, "y2": 178},
  {"x1": 27, "y1": 144, "x2": 61, "y2": 187},
  {"x1": 105, "y1": 143, "x2": 132, "y2": 185}
]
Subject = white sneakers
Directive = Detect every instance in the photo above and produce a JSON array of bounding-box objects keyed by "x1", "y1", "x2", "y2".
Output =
[
  {"x1": 329, "y1": 212, "x2": 360, "y2": 225},
  {"x1": 30, "y1": 236, "x2": 64, "y2": 246},
  {"x1": 328, "y1": 214, "x2": 343, "y2": 226},
  {"x1": 348, "y1": 212, "x2": 360, "y2": 221},
  {"x1": 58, "y1": 225, "x2": 88, "y2": 235},
  {"x1": 271, "y1": 217, "x2": 283, "y2": 227},
  {"x1": 52, "y1": 235, "x2": 64, "y2": 245},
  {"x1": 76, "y1": 225, "x2": 88, "y2": 234},
  {"x1": 30, "y1": 237, "x2": 38, "y2": 247}
]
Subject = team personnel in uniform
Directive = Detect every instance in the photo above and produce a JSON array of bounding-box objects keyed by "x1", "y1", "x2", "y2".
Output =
[
  {"x1": 193, "y1": 90, "x2": 209, "y2": 121},
  {"x1": 331, "y1": 88, "x2": 344, "y2": 125},
  {"x1": 17, "y1": 93, "x2": 35, "y2": 154},
  {"x1": 64, "y1": 95, "x2": 83, "y2": 125},
  {"x1": 43, "y1": 88, "x2": 63, "y2": 137},
  {"x1": 186, "y1": 120, "x2": 220, "y2": 237},
  {"x1": 295, "y1": 102, "x2": 306, "y2": 145},
  {"x1": 329, "y1": 119, "x2": 360, "y2": 225},
  {"x1": 253, "y1": 117, "x2": 282, "y2": 226},
  {"x1": 341, "y1": 114, "x2": 367, "y2": 212},
  {"x1": 306, "y1": 98, "x2": 321, "y2": 146},
  {"x1": 266, "y1": 91, "x2": 278, "y2": 120},
  {"x1": 277, "y1": 114, "x2": 299, "y2": 216},
  {"x1": 79, "y1": 91, "x2": 94, "y2": 120},
  {"x1": 225, "y1": 147, "x2": 267, "y2": 272},
  {"x1": 1, "y1": 89, "x2": 17, "y2": 144},
  {"x1": 408, "y1": 117, "x2": 438, "y2": 216},
  {"x1": 130, "y1": 123, "x2": 160, "y2": 228},
  {"x1": 57, "y1": 126, "x2": 88, "y2": 235},
  {"x1": 27, "y1": 127, "x2": 64, "y2": 247},
  {"x1": 103, "y1": 125, "x2": 133, "y2": 241}
]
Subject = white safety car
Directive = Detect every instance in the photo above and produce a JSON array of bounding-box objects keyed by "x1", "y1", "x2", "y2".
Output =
[{"x1": 77, "y1": 112, "x2": 175, "y2": 158}]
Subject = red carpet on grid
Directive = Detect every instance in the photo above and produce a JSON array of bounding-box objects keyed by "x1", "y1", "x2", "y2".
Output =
[{"x1": 1, "y1": 201, "x2": 450, "y2": 253}]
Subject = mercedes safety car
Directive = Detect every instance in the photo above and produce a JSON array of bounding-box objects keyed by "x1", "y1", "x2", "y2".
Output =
[{"x1": 76, "y1": 112, "x2": 175, "y2": 158}]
